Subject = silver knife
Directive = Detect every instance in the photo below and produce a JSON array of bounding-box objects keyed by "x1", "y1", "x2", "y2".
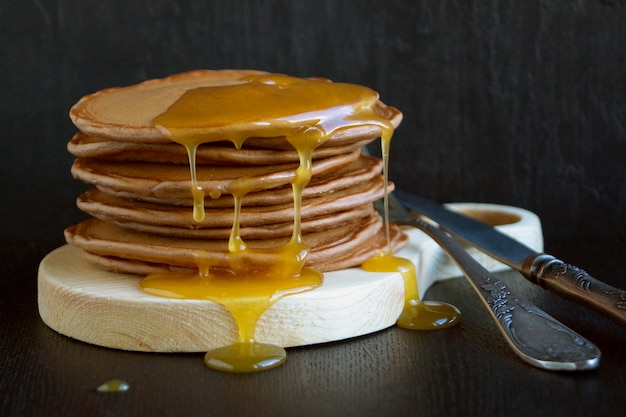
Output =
[{"x1": 394, "y1": 190, "x2": 626, "y2": 327}]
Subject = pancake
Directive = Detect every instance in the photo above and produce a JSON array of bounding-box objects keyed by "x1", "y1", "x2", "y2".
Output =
[
  {"x1": 90, "y1": 153, "x2": 384, "y2": 208},
  {"x1": 65, "y1": 216, "x2": 408, "y2": 274},
  {"x1": 71, "y1": 148, "x2": 360, "y2": 201},
  {"x1": 76, "y1": 224, "x2": 408, "y2": 275},
  {"x1": 76, "y1": 176, "x2": 388, "y2": 239},
  {"x1": 65, "y1": 213, "x2": 408, "y2": 274},
  {"x1": 97, "y1": 205, "x2": 377, "y2": 240},
  {"x1": 70, "y1": 69, "x2": 402, "y2": 144},
  {"x1": 68, "y1": 131, "x2": 374, "y2": 165}
]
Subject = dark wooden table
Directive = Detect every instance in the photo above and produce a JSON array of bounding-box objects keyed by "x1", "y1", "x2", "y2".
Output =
[{"x1": 2, "y1": 236, "x2": 625, "y2": 417}]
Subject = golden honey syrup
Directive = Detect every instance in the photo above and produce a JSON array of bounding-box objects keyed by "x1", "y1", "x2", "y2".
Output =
[
  {"x1": 96, "y1": 379, "x2": 130, "y2": 393},
  {"x1": 140, "y1": 74, "x2": 394, "y2": 372},
  {"x1": 361, "y1": 137, "x2": 461, "y2": 330}
]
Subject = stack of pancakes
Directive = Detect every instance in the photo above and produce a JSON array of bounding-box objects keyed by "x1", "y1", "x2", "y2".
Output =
[{"x1": 64, "y1": 70, "x2": 408, "y2": 275}]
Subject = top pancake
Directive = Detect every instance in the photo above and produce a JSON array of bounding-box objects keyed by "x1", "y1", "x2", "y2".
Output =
[{"x1": 69, "y1": 69, "x2": 402, "y2": 145}]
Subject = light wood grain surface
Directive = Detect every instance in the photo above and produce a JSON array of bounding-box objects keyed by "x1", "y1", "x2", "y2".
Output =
[{"x1": 37, "y1": 204, "x2": 542, "y2": 352}]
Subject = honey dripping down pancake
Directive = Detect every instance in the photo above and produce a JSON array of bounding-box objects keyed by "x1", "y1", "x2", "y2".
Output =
[{"x1": 64, "y1": 70, "x2": 461, "y2": 372}]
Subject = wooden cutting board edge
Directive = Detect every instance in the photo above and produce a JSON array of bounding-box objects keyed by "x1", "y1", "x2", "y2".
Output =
[{"x1": 37, "y1": 203, "x2": 543, "y2": 353}]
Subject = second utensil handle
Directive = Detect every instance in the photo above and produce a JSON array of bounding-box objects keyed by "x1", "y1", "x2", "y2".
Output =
[{"x1": 529, "y1": 254, "x2": 626, "y2": 326}]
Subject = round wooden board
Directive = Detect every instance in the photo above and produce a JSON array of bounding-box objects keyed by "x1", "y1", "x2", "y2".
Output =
[{"x1": 37, "y1": 204, "x2": 543, "y2": 353}]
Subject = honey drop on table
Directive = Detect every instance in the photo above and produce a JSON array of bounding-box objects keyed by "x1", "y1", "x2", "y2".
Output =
[{"x1": 96, "y1": 379, "x2": 130, "y2": 393}]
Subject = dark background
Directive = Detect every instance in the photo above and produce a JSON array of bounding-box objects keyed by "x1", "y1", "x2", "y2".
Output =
[
  {"x1": 1, "y1": 0, "x2": 625, "y2": 243},
  {"x1": 2, "y1": 3, "x2": 626, "y2": 417}
]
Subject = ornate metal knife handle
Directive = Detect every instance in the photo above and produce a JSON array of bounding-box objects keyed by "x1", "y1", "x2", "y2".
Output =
[
  {"x1": 528, "y1": 255, "x2": 626, "y2": 326},
  {"x1": 399, "y1": 217, "x2": 601, "y2": 371}
]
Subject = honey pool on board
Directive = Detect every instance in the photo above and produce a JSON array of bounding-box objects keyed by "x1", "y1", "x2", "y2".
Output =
[{"x1": 138, "y1": 74, "x2": 460, "y2": 372}]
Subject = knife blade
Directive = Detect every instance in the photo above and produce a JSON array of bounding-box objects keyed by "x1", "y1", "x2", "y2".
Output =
[{"x1": 394, "y1": 190, "x2": 626, "y2": 327}]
